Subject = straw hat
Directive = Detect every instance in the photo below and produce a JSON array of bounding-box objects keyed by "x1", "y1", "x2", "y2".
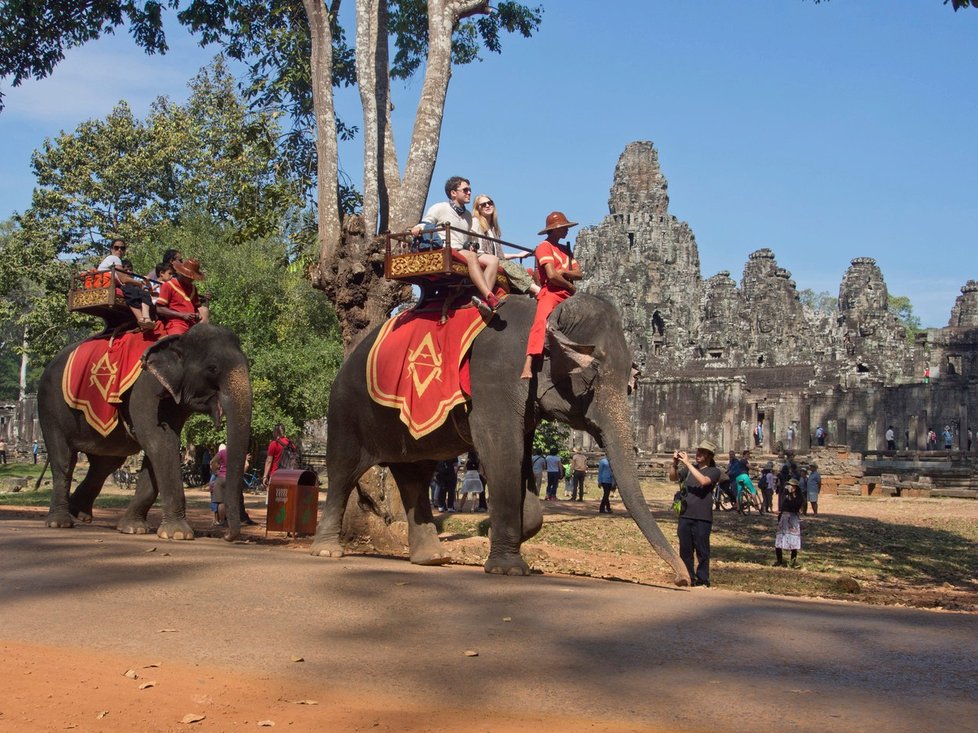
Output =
[
  {"x1": 696, "y1": 439, "x2": 717, "y2": 455},
  {"x1": 173, "y1": 258, "x2": 206, "y2": 281},
  {"x1": 537, "y1": 211, "x2": 578, "y2": 235}
]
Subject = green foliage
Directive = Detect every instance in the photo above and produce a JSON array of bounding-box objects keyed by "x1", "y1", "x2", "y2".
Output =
[
  {"x1": 798, "y1": 288, "x2": 837, "y2": 314},
  {"x1": 0, "y1": 0, "x2": 172, "y2": 111},
  {"x1": 154, "y1": 216, "x2": 343, "y2": 449},
  {"x1": 179, "y1": 0, "x2": 357, "y2": 203},
  {"x1": 532, "y1": 420, "x2": 570, "y2": 459},
  {"x1": 888, "y1": 294, "x2": 922, "y2": 343},
  {"x1": 23, "y1": 58, "x2": 299, "y2": 254},
  {"x1": 0, "y1": 58, "x2": 302, "y2": 366},
  {"x1": 389, "y1": 1, "x2": 542, "y2": 79}
]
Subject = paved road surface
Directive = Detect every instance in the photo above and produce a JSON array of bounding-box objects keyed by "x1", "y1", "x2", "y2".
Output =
[{"x1": 1, "y1": 514, "x2": 976, "y2": 732}]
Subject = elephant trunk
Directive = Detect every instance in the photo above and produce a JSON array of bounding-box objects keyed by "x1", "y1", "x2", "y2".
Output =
[
  {"x1": 598, "y1": 390, "x2": 691, "y2": 586},
  {"x1": 220, "y1": 362, "x2": 252, "y2": 542}
]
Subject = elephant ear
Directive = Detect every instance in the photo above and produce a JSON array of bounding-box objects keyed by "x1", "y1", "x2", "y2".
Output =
[
  {"x1": 546, "y1": 325, "x2": 599, "y2": 384},
  {"x1": 141, "y1": 335, "x2": 184, "y2": 403}
]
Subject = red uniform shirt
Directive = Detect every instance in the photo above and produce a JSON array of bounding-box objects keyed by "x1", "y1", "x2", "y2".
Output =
[
  {"x1": 535, "y1": 240, "x2": 576, "y2": 294},
  {"x1": 526, "y1": 240, "x2": 578, "y2": 357},
  {"x1": 157, "y1": 279, "x2": 200, "y2": 335}
]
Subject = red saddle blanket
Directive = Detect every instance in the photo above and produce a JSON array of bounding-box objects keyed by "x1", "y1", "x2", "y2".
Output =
[
  {"x1": 62, "y1": 329, "x2": 159, "y2": 437},
  {"x1": 366, "y1": 302, "x2": 488, "y2": 439}
]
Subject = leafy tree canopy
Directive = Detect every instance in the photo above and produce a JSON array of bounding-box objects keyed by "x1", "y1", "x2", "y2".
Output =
[
  {"x1": 161, "y1": 216, "x2": 343, "y2": 450},
  {"x1": 888, "y1": 294, "x2": 922, "y2": 340},
  {"x1": 532, "y1": 420, "x2": 570, "y2": 460},
  {"x1": 0, "y1": 59, "x2": 340, "y2": 444},
  {"x1": 798, "y1": 288, "x2": 838, "y2": 315}
]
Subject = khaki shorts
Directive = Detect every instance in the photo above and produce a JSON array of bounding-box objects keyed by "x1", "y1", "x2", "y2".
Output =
[{"x1": 212, "y1": 476, "x2": 227, "y2": 504}]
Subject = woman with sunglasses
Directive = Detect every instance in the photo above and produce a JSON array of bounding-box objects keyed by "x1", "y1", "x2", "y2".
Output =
[
  {"x1": 411, "y1": 176, "x2": 500, "y2": 314},
  {"x1": 471, "y1": 195, "x2": 538, "y2": 296},
  {"x1": 97, "y1": 239, "x2": 156, "y2": 331}
]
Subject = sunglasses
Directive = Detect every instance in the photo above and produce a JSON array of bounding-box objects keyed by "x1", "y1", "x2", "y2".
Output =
[
  {"x1": 111, "y1": 245, "x2": 127, "y2": 251},
  {"x1": 478, "y1": 200, "x2": 494, "y2": 208},
  {"x1": 457, "y1": 187, "x2": 472, "y2": 194}
]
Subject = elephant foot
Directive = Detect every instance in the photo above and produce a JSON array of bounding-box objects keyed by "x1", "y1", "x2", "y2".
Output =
[
  {"x1": 44, "y1": 511, "x2": 74, "y2": 529},
  {"x1": 73, "y1": 511, "x2": 93, "y2": 524},
  {"x1": 484, "y1": 553, "x2": 531, "y2": 576},
  {"x1": 310, "y1": 540, "x2": 344, "y2": 558},
  {"x1": 674, "y1": 573, "x2": 691, "y2": 588},
  {"x1": 222, "y1": 527, "x2": 241, "y2": 543},
  {"x1": 157, "y1": 519, "x2": 195, "y2": 540},
  {"x1": 410, "y1": 549, "x2": 452, "y2": 566},
  {"x1": 117, "y1": 516, "x2": 150, "y2": 535}
]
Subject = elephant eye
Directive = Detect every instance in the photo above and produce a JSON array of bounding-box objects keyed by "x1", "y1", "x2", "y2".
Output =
[{"x1": 206, "y1": 364, "x2": 219, "y2": 375}]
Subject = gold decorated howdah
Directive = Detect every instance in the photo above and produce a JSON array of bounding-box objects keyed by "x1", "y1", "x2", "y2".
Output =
[{"x1": 68, "y1": 269, "x2": 125, "y2": 318}]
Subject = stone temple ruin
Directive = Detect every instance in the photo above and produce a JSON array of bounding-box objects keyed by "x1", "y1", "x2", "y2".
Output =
[{"x1": 575, "y1": 141, "x2": 978, "y2": 458}]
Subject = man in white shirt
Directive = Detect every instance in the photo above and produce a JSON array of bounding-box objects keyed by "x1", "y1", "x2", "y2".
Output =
[{"x1": 411, "y1": 176, "x2": 500, "y2": 314}]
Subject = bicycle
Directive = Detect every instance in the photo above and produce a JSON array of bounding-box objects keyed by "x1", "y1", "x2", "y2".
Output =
[
  {"x1": 112, "y1": 467, "x2": 138, "y2": 490},
  {"x1": 242, "y1": 469, "x2": 264, "y2": 494},
  {"x1": 734, "y1": 475, "x2": 764, "y2": 515},
  {"x1": 713, "y1": 481, "x2": 737, "y2": 512},
  {"x1": 181, "y1": 460, "x2": 205, "y2": 488}
]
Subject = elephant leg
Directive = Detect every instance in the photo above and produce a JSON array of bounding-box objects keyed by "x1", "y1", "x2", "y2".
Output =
[
  {"x1": 520, "y1": 432, "x2": 543, "y2": 542},
  {"x1": 69, "y1": 454, "x2": 124, "y2": 522},
  {"x1": 44, "y1": 442, "x2": 78, "y2": 529},
  {"x1": 152, "y1": 457, "x2": 194, "y2": 540},
  {"x1": 311, "y1": 452, "x2": 371, "y2": 558},
  {"x1": 473, "y1": 429, "x2": 532, "y2": 577},
  {"x1": 118, "y1": 457, "x2": 159, "y2": 535},
  {"x1": 389, "y1": 461, "x2": 451, "y2": 566},
  {"x1": 521, "y1": 483, "x2": 543, "y2": 542}
]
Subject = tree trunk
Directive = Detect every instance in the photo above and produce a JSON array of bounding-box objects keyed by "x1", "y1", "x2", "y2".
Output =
[
  {"x1": 303, "y1": 0, "x2": 341, "y2": 284},
  {"x1": 392, "y1": 0, "x2": 488, "y2": 227},
  {"x1": 19, "y1": 328, "x2": 28, "y2": 401},
  {"x1": 312, "y1": 0, "x2": 491, "y2": 555}
]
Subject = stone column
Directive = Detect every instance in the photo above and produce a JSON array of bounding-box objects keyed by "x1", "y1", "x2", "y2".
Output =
[
  {"x1": 679, "y1": 427, "x2": 689, "y2": 451},
  {"x1": 874, "y1": 414, "x2": 886, "y2": 451},
  {"x1": 959, "y1": 403, "x2": 968, "y2": 451},
  {"x1": 799, "y1": 405, "x2": 812, "y2": 452},
  {"x1": 722, "y1": 422, "x2": 733, "y2": 453},
  {"x1": 836, "y1": 418, "x2": 848, "y2": 447},
  {"x1": 917, "y1": 410, "x2": 929, "y2": 450},
  {"x1": 909, "y1": 415, "x2": 919, "y2": 452}
]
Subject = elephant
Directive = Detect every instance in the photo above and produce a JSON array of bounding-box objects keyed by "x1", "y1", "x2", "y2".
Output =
[
  {"x1": 311, "y1": 293, "x2": 690, "y2": 585},
  {"x1": 37, "y1": 322, "x2": 252, "y2": 541}
]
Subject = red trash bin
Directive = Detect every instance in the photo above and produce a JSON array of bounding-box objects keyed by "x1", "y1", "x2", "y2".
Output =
[{"x1": 265, "y1": 469, "x2": 320, "y2": 537}]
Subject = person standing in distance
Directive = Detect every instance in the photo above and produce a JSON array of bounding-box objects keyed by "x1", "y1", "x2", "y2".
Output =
[
  {"x1": 668, "y1": 439, "x2": 722, "y2": 587},
  {"x1": 263, "y1": 424, "x2": 295, "y2": 486}
]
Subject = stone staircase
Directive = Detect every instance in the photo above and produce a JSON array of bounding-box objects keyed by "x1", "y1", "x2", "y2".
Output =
[{"x1": 860, "y1": 452, "x2": 978, "y2": 499}]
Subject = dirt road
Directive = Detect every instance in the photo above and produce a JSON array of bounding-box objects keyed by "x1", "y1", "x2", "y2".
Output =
[{"x1": 1, "y1": 511, "x2": 977, "y2": 732}]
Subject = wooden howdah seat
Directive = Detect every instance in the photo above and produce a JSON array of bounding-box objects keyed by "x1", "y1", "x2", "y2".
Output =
[
  {"x1": 68, "y1": 267, "x2": 153, "y2": 330},
  {"x1": 385, "y1": 223, "x2": 529, "y2": 306}
]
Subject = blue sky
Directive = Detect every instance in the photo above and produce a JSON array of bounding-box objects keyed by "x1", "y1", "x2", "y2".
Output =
[{"x1": 2, "y1": 0, "x2": 976, "y2": 326}]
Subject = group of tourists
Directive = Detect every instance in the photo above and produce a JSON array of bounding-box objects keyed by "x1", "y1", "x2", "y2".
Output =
[
  {"x1": 412, "y1": 175, "x2": 581, "y2": 381},
  {"x1": 199, "y1": 424, "x2": 299, "y2": 528},
  {"x1": 429, "y1": 452, "x2": 488, "y2": 513},
  {"x1": 671, "y1": 440, "x2": 823, "y2": 588},
  {"x1": 97, "y1": 240, "x2": 208, "y2": 335}
]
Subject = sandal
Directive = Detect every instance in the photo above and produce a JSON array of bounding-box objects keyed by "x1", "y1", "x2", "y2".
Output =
[{"x1": 471, "y1": 296, "x2": 495, "y2": 320}]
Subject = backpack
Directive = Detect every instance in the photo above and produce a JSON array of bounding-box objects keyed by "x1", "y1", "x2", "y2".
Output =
[{"x1": 276, "y1": 438, "x2": 301, "y2": 470}]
